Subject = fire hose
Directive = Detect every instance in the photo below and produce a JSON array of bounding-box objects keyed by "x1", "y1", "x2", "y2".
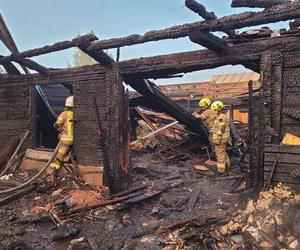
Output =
[{"x1": 0, "y1": 144, "x2": 59, "y2": 195}]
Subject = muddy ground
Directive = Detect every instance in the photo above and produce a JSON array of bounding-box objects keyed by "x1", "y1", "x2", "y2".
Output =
[{"x1": 0, "y1": 151, "x2": 249, "y2": 250}]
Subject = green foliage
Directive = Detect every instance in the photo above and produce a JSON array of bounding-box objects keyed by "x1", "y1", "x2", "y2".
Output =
[
  {"x1": 72, "y1": 48, "x2": 96, "y2": 67},
  {"x1": 71, "y1": 31, "x2": 96, "y2": 67}
]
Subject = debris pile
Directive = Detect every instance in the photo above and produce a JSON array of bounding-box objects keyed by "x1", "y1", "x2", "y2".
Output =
[
  {"x1": 216, "y1": 183, "x2": 300, "y2": 249},
  {"x1": 131, "y1": 108, "x2": 206, "y2": 162}
]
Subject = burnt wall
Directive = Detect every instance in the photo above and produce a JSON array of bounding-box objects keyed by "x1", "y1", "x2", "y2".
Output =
[
  {"x1": 73, "y1": 66, "x2": 129, "y2": 192},
  {"x1": 281, "y1": 51, "x2": 300, "y2": 137},
  {"x1": 0, "y1": 82, "x2": 33, "y2": 147},
  {"x1": 0, "y1": 64, "x2": 130, "y2": 192},
  {"x1": 254, "y1": 50, "x2": 300, "y2": 190}
]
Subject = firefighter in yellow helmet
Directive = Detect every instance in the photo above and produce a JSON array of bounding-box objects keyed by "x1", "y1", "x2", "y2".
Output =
[
  {"x1": 211, "y1": 101, "x2": 231, "y2": 173},
  {"x1": 48, "y1": 96, "x2": 74, "y2": 177},
  {"x1": 194, "y1": 97, "x2": 218, "y2": 143}
]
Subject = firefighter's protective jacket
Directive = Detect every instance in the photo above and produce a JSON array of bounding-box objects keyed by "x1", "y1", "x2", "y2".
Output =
[
  {"x1": 195, "y1": 109, "x2": 218, "y2": 133},
  {"x1": 55, "y1": 110, "x2": 74, "y2": 145},
  {"x1": 212, "y1": 113, "x2": 230, "y2": 145}
]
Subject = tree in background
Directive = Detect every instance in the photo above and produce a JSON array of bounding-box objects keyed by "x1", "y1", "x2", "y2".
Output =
[
  {"x1": 70, "y1": 31, "x2": 114, "y2": 67},
  {"x1": 71, "y1": 31, "x2": 96, "y2": 67},
  {"x1": 72, "y1": 46, "x2": 96, "y2": 67}
]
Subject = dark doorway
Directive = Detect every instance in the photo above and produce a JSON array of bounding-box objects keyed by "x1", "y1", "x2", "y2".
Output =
[{"x1": 35, "y1": 84, "x2": 72, "y2": 148}]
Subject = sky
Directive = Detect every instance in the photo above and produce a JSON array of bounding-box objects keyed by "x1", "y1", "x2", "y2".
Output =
[{"x1": 0, "y1": 0, "x2": 289, "y2": 85}]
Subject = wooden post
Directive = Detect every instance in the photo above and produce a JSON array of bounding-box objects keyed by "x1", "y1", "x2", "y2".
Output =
[{"x1": 247, "y1": 80, "x2": 255, "y2": 188}]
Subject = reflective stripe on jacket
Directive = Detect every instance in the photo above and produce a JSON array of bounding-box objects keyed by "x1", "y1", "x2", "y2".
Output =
[{"x1": 212, "y1": 113, "x2": 230, "y2": 144}]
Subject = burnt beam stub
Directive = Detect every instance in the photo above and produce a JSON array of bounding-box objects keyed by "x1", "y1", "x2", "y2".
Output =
[
  {"x1": 189, "y1": 30, "x2": 229, "y2": 54},
  {"x1": 231, "y1": 0, "x2": 292, "y2": 8},
  {"x1": 185, "y1": 0, "x2": 216, "y2": 20},
  {"x1": 185, "y1": 0, "x2": 235, "y2": 37}
]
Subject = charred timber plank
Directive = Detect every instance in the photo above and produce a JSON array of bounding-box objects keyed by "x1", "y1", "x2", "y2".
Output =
[
  {"x1": 264, "y1": 162, "x2": 300, "y2": 174},
  {"x1": 187, "y1": 182, "x2": 202, "y2": 211},
  {"x1": 64, "y1": 190, "x2": 146, "y2": 216},
  {"x1": 11, "y1": 57, "x2": 49, "y2": 75},
  {"x1": 231, "y1": 0, "x2": 292, "y2": 8},
  {"x1": 265, "y1": 152, "x2": 300, "y2": 164},
  {"x1": 0, "y1": 66, "x2": 107, "y2": 86},
  {"x1": 158, "y1": 211, "x2": 226, "y2": 233},
  {"x1": 119, "y1": 36, "x2": 300, "y2": 78},
  {"x1": 189, "y1": 30, "x2": 229, "y2": 53},
  {"x1": 264, "y1": 144, "x2": 300, "y2": 154},
  {"x1": 185, "y1": 0, "x2": 216, "y2": 20},
  {"x1": 264, "y1": 171, "x2": 300, "y2": 184},
  {"x1": 88, "y1": 3, "x2": 300, "y2": 51},
  {"x1": 0, "y1": 34, "x2": 98, "y2": 65}
]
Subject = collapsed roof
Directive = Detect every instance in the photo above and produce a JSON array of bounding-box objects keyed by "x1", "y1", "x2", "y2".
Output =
[{"x1": 1, "y1": 0, "x2": 300, "y2": 139}]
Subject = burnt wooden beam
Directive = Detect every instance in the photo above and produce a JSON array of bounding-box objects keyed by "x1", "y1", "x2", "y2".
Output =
[
  {"x1": 118, "y1": 35, "x2": 300, "y2": 78},
  {"x1": 243, "y1": 61, "x2": 261, "y2": 73},
  {"x1": 12, "y1": 57, "x2": 50, "y2": 75},
  {"x1": 0, "y1": 2, "x2": 298, "y2": 63},
  {"x1": 185, "y1": 0, "x2": 216, "y2": 20},
  {"x1": 0, "y1": 56, "x2": 20, "y2": 75},
  {"x1": 78, "y1": 40, "x2": 113, "y2": 67},
  {"x1": 0, "y1": 34, "x2": 98, "y2": 65},
  {"x1": 1, "y1": 35, "x2": 300, "y2": 86},
  {"x1": 231, "y1": 0, "x2": 292, "y2": 8},
  {"x1": 189, "y1": 30, "x2": 229, "y2": 53},
  {"x1": 88, "y1": 2, "x2": 300, "y2": 51},
  {"x1": 0, "y1": 14, "x2": 29, "y2": 74},
  {"x1": 0, "y1": 14, "x2": 19, "y2": 55}
]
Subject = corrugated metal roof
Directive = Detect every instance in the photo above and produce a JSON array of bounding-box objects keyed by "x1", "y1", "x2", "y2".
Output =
[{"x1": 212, "y1": 72, "x2": 260, "y2": 84}]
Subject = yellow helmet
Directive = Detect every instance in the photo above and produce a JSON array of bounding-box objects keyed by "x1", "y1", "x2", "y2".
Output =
[
  {"x1": 199, "y1": 97, "x2": 211, "y2": 108},
  {"x1": 211, "y1": 101, "x2": 224, "y2": 111}
]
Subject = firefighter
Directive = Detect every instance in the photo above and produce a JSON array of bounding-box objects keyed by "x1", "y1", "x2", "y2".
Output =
[
  {"x1": 211, "y1": 100, "x2": 231, "y2": 173},
  {"x1": 48, "y1": 96, "x2": 74, "y2": 177},
  {"x1": 194, "y1": 97, "x2": 218, "y2": 143}
]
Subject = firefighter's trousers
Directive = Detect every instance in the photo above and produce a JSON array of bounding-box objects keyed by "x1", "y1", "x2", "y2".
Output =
[
  {"x1": 215, "y1": 143, "x2": 230, "y2": 173},
  {"x1": 48, "y1": 142, "x2": 71, "y2": 175}
]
